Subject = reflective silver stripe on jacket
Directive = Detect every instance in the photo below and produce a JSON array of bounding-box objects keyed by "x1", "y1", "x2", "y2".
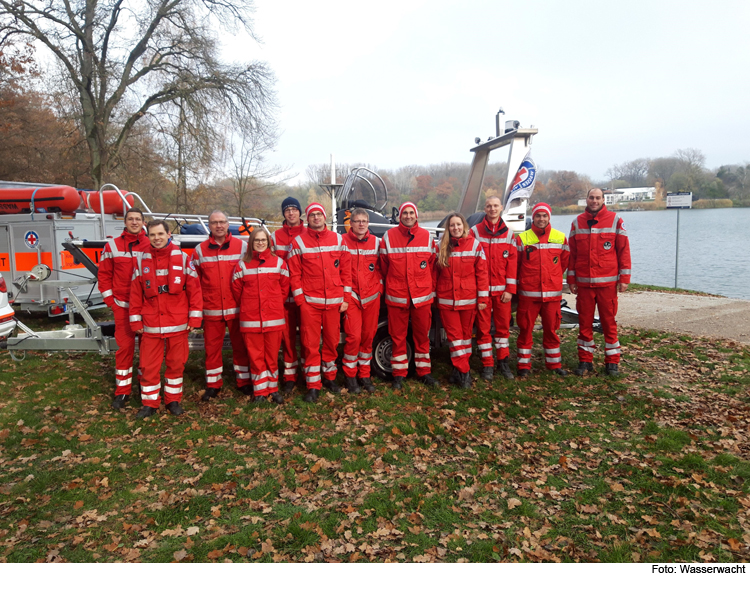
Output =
[
  {"x1": 571, "y1": 213, "x2": 622, "y2": 236},
  {"x1": 203, "y1": 309, "x2": 235, "y2": 316},
  {"x1": 351, "y1": 291, "x2": 381, "y2": 306},
  {"x1": 113, "y1": 297, "x2": 129, "y2": 308},
  {"x1": 518, "y1": 290, "x2": 563, "y2": 298},
  {"x1": 143, "y1": 324, "x2": 188, "y2": 334},
  {"x1": 576, "y1": 275, "x2": 619, "y2": 284},
  {"x1": 411, "y1": 292, "x2": 435, "y2": 305},
  {"x1": 438, "y1": 298, "x2": 477, "y2": 306},
  {"x1": 240, "y1": 318, "x2": 286, "y2": 329},
  {"x1": 385, "y1": 294, "x2": 407, "y2": 305},
  {"x1": 305, "y1": 296, "x2": 344, "y2": 305}
]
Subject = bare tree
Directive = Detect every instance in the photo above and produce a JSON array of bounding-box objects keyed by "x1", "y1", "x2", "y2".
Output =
[
  {"x1": 0, "y1": 0, "x2": 276, "y2": 188},
  {"x1": 606, "y1": 158, "x2": 651, "y2": 187}
]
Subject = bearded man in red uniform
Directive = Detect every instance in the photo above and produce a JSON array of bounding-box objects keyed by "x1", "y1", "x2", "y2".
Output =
[
  {"x1": 190, "y1": 210, "x2": 250, "y2": 401},
  {"x1": 341, "y1": 208, "x2": 383, "y2": 394},
  {"x1": 568, "y1": 188, "x2": 631, "y2": 376},
  {"x1": 470, "y1": 196, "x2": 517, "y2": 381},
  {"x1": 130, "y1": 221, "x2": 203, "y2": 419},
  {"x1": 99, "y1": 207, "x2": 150, "y2": 409},
  {"x1": 271, "y1": 197, "x2": 305, "y2": 392},
  {"x1": 514, "y1": 203, "x2": 569, "y2": 377},
  {"x1": 287, "y1": 203, "x2": 352, "y2": 403},
  {"x1": 380, "y1": 202, "x2": 438, "y2": 390}
]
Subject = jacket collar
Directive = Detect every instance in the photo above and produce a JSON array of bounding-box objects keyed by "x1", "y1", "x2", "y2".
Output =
[
  {"x1": 306, "y1": 226, "x2": 329, "y2": 240},
  {"x1": 450, "y1": 235, "x2": 470, "y2": 247},
  {"x1": 207, "y1": 233, "x2": 232, "y2": 251},
  {"x1": 532, "y1": 224, "x2": 551, "y2": 239},
  {"x1": 283, "y1": 221, "x2": 304, "y2": 237},
  {"x1": 121, "y1": 228, "x2": 147, "y2": 243},
  {"x1": 483, "y1": 216, "x2": 508, "y2": 236},
  {"x1": 397, "y1": 221, "x2": 419, "y2": 237},
  {"x1": 584, "y1": 204, "x2": 608, "y2": 220},
  {"x1": 348, "y1": 228, "x2": 370, "y2": 243}
]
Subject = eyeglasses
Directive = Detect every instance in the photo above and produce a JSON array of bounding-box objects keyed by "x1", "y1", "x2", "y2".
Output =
[
  {"x1": 209, "y1": 220, "x2": 228, "y2": 225},
  {"x1": 253, "y1": 239, "x2": 268, "y2": 244}
]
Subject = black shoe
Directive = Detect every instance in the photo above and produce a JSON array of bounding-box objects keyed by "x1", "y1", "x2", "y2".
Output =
[
  {"x1": 497, "y1": 359, "x2": 515, "y2": 380},
  {"x1": 201, "y1": 388, "x2": 219, "y2": 402},
  {"x1": 392, "y1": 376, "x2": 404, "y2": 391},
  {"x1": 359, "y1": 377, "x2": 376, "y2": 393},
  {"x1": 270, "y1": 392, "x2": 284, "y2": 404},
  {"x1": 480, "y1": 366, "x2": 493, "y2": 382},
  {"x1": 253, "y1": 395, "x2": 269, "y2": 404},
  {"x1": 605, "y1": 363, "x2": 620, "y2": 376},
  {"x1": 448, "y1": 367, "x2": 460, "y2": 385},
  {"x1": 574, "y1": 362, "x2": 593, "y2": 376},
  {"x1": 282, "y1": 381, "x2": 295, "y2": 393},
  {"x1": 419, "y1": 374, "x2": 438, "y2": 387},
  {"x1": 517, "y1": 369, "x2": 530, "y2": 378},
  {"x1": 239, "y1": 385, "x2": 253, "y2": 397},
  {"x1": 322, "y1": 378, "x2": 341, "y2": 393},
  {"x1": 165, "y1": 401, "x2": 184, "y2": 416},
  {"x1": 304, "y1": 389, "x2": 319, "y2": 403},
  {"x1": 136, "y1": 406, "x2": 156, "y2": 419},
  {"x1": 459, "y1": 371, "x2": 472, "y2": 388},
  {"x1": 344, "y1": 377, "x2": 361, "y2": 394},
  {"x1": 111, "y1": 395, "x2": 129, "y2": 410},
  {"x1": 552, "y1": 368, "x2": 568, "y2": 377}
]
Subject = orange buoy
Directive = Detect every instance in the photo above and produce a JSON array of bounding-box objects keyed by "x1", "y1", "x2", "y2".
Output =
[
  {"x1": 80, "y1": 190, "x2": 135, "y2": 214},
  {"x1": 0, "y1": 185, "x2": 82, "y2": 214}
]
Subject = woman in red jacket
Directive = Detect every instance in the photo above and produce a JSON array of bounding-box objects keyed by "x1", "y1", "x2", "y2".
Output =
[
  {"x1": 231, "y1": 227, "x2": 290, "y2": 404},
  {"x1": 436, "y1": 212, "x2": 489, "y2": 388}
]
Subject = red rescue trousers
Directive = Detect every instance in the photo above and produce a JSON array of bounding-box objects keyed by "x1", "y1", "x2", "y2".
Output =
[
  {"x1": 475, "y1": 295, "x2": 512, "y2": 366},
  {"x1": 343, "y1": 298, "x2": 380, "y2": 378},
  {"x1": 440, "y1": 309, "x2": 476, "y2": 373},
  {"x1": 575, "y1": 285, "x2": 621, "y2": 364},
  {"x1": 387, "y1": 304, "x2": 432, "y2": 378},
  {"x1": 242, "y1": 330, "x2": 283, "y2": 397},
  {"x1": 299, "y1": 303, "x2": 339, "y2": 390},
  {"x1": 516, "y1": 297, "x2": 562, "y2": 370},
  {"x1": 203, "y1": 318, "x2": 250, "y2": 389},
  {"x1": 113, "y1": 305, "x2": 139, "y2": 396},
  {"x1": 281, "y1": 302, "x2": 303, "y2": 384},
  {"x1": 139, "y1": 333, "x2": 189, "y2": 408}
]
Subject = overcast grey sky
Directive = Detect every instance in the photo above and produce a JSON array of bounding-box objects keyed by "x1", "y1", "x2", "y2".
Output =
[{"x1": 232, "y1": 0, "x2": 750, "y2": 183}]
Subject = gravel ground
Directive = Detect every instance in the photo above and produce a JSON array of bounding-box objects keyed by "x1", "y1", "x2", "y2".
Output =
[{"x1": 565, "y1": 291, "x2": 750, "y2": 345}]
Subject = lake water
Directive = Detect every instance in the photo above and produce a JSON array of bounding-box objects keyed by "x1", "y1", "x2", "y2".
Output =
[{"x1": 426, "y1": 208, "x2": 750, "y2": 300}]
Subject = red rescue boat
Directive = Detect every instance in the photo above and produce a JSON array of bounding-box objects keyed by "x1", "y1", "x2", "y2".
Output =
[
  {"x1": 79, "y1": 190, "x2": 135, "y2": 214},
  {"x1": 0, "y1": 185, "x2": 82, "y2": 213}
]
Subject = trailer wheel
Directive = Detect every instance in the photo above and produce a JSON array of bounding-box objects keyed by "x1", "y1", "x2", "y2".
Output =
[{"x1": 371, "y1": 325, "x2": 413, "y2": 380}]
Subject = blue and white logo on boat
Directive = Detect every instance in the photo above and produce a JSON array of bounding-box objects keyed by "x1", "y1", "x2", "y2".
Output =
[
  {"x1": 507, "y1": 152, "x2": 538, "y2": 202},
  {"x1": 24, "y1": 231, "x2": 40, "y2": 249}
]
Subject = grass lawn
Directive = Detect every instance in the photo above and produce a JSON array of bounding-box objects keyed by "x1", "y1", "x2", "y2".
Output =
[{"x1": 0, "y1": 324, "x2": 748, "y2": 563}]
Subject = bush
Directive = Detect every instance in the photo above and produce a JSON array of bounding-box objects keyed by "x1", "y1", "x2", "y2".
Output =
[{"x1": 692, "y1": 199, "x2": 733, "y2": 209}]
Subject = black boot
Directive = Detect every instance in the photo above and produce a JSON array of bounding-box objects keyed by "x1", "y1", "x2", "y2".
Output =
[
  {"x1": 552, "y1": 368, "x2": 568, "y2": 377},
  {"x1": 239, "y1": 385, "x2": 253, "y2": 397},
  {"x1": 253, "y1": 395, "x2": 269, "y2": 404},
  {"x1": 201, "y1": 388, "x2": 219, "y2": 402},
  {"x1": 359, "y1": 377, "x2": 376, "y2": 393},
  {"x1": 574, "y1": 362, "x2": 593, "y2": 376},
  {"x1": 111, "y1": 395, "x2": 129, "y2": 410},
  {"x1": 282, "y1": 381, "x2": 295, "y2": 393},
  {"x1": 605, "y1": 363, "x2": 620, "y2": 376},
  {"x1": 517, "y1": 368, "x2": 530, "y2": 378},
  {"x1": 304, "y1": 389, "x2": 319, "y2": 403},
  {"x1": 392, "y1": 376, "x2": 404, "y2": 391},
  {"x1": 270, "y1": 392, "x2": 284, "y2": 404},
  {"x1": 480, "y1": 366, "x2": 493, "y2": 382},
  {"x1": 344, "y1": 376, "x2": 361, "y2": 394},
  {"x1": 419, "y1": 374, "x2": 438, "y2": 387},
  {"x1": 165, "y1": 401, "x2": 184, "y2": 416},
  {"x1": 136, "y1": 406, "x2": 156, "y2": 419},
  {"x1": 459, "y1": 371, "x2": 472, "y2": 388},
  {"x1": 322, "y1": 378, "x2": 341, "y2": 393},
  {"x1": 448, "y1": 367, "x2": 460, "y2": 385},
  {"x1": 497, "y1": 359, "x2": 515, "y2": 380}
]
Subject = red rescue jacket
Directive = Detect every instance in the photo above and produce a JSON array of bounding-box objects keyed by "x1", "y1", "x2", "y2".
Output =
[
  {"x1": 129, "y1": 243, "x2": 203, "y2": 335},
  {"x1": 567, "y1": 206, "x2": 631, "y2": 289},
  {"x1": 380, "y1": 222, "x2": 437, "y2": 308},
  {"x1": 342, "y1": 229, "x2": 382, "y2": 308},
  {"x1": 230, "y1": 251, "x2": 290, "y2": 333},
  {"x1": 436, "y1": 235, "x2": 490, "y2": 310},
  {"x1": 190, "y1": 233, "x2": 247, "y2": 320},
  {"x1": 470, "y1": 217, "x2": 517, "y2": 296},
  {"x1": 98, "y1": 229, "x2": 149, "y2": 309},
  {"x1": 514, "y1": 224, "x2": 569, "y2": 302},
  {"x1": 271, "y1": 222, "x2": 304, "y2": 262},
  {"x1": 287, "y1": 227, "x2": 352, "y2": 310}
]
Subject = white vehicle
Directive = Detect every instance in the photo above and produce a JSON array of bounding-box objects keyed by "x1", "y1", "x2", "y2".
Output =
[{"x1": 0, "y1": 275, "x2": 14, "y2": 342}]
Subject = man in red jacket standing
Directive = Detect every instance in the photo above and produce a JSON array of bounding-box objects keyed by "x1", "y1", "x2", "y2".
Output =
[
  {"x1": 191, "y1": 210, "x2": 249, "y2": 401},
  {"x1": 287, "y1": 203, "x2": 352, "y2": 403},
  {"x1": 130, "y1": 221, "x2": 203, "y2": 418},
  {"x1": 99, "y1": 207, "x2": 150, "y2": 409},
  {"x1": 568, "y1": 188, "x2": 631, "y2": 376},
  {"x1": 380, "y1": 202, "x2": 438, "y2": 390},
  {"x1": 515, "y1": 203, "x2": 569, "y2": 377},
  {"x1": 271, "y1": 197, "x2": 305, "y2": 393},
  {"x1": 341, "y1": 208, "x2": 383, "y2": 394},
  {"x1": 471, "y1": 196, "x2": 518, "y2": 381}
]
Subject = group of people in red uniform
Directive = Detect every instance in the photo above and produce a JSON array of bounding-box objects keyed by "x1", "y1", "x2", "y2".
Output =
[{"x1": 98, "y1": 187, "x2": 630, "y2": 418}]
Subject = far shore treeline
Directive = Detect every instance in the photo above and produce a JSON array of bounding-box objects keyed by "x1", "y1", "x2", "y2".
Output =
[{"x1": 1, "y1": 40, "x2": 747, "y2": 221}]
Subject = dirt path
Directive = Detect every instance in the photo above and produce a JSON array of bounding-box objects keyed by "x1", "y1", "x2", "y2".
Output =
[{"x1": 565, "y1": 291, "x2": 750, "y2": 345}]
